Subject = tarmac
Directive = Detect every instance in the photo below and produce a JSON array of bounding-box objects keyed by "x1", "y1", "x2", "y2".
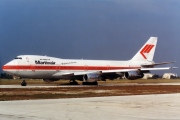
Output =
[
  {"x1": 1, "y1": 93, "x2": 180, "y2": 120},
  {"x1": 1, "y1": 82, "x2": 180, "y2": 88}
]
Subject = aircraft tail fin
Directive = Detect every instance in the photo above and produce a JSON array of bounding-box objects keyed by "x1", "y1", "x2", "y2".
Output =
[{"x1": 131, "y1": 37, "x2": 157, "y2": 61}]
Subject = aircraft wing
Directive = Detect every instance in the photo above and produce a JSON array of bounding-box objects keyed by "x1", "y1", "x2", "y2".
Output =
[
  {"x1": 101, "y1": 67, "x2": 177, "y2": 74},
  {"x1": 52, "y1": 67, "x2": 177, "y2": 77},
  {"x1": 52, "y1": 71, "x2": 98, "y2": 77}
]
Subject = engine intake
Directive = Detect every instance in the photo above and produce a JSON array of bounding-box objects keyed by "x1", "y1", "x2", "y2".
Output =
[
  {"x1": 83, "y1": 73, "x2": 100, "y2": 82},
  {"x1": 125, "y1": 70, "x2": 144, "y2": 80}
]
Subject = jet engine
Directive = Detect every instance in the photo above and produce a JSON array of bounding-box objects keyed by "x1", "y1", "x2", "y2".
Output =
[
  {"x1": 124, "y1": 70, "x2": 144, "y2": 80},
  {"x1": 83, "y1": 73, "x2": 100, "y2": 82}
]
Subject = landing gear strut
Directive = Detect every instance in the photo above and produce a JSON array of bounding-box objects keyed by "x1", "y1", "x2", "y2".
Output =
[
  {"x1": 21, "y1": 80, "x2": 27, "y2": 86},
  {"x1": 69, "y1": 79, "x2": 78, "y2": 85}
]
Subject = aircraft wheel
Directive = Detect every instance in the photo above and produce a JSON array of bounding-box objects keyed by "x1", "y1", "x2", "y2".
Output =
[
  {"x1": 70, "y1": 80, "x2": 78, "y2": 85},
  {"x1": 21, "y1": 80, "x2": 27, "y2": 86}
]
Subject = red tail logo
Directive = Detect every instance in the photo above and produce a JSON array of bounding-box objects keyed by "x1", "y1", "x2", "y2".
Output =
[{"x1": 140, "y1": 44, "x2": 154, "y2": 59}]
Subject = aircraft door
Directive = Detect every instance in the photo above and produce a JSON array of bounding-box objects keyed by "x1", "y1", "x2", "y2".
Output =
[
  {"x1": 15, "y1": 59, "x2": 19, "y2": 74},
  {"x1": 84, "y1": 65, "x2": 88, "y2": 71},
  {"x1": 30, "y1": 65, "x2": 35, "y2": 72},
  {"x1": 107, "y1": 65, "x2": 110, "y2": 70},
  {"x1": 27, "y1": 57, "x2": 35, "y2": 73}
]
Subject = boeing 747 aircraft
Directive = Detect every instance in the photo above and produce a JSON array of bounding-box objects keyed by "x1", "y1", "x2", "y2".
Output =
[{"x1": 2, "y1": 37, "x2": 176, "y2": 85}]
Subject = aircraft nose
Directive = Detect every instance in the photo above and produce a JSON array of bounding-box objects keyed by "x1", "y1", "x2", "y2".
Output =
[{"x1": 2, "y1": 60, "x2": 18, "y2": 75}]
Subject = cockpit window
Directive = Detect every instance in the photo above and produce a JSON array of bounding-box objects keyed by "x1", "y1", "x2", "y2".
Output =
[{"x1": 15, "y1": 57, "x2": 22, "y2": 59}]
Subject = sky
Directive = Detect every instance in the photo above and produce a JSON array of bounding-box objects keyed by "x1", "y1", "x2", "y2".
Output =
[{"x1": 0, "y1": 0, "x2": 180, "y2": 75}]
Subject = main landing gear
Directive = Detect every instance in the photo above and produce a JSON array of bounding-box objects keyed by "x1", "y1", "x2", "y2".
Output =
[
  {"x1": 69, "y1": 80, "x2": 98, "y2": 85},
  {"x1": 21, "y1": 80, "x2": 27, "y2": 86},
  {"x1": 69, "y1": 79, "x2": 79, "y2": 85}
]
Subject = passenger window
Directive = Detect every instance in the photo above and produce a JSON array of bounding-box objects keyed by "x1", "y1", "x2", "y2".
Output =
[{"x1": 15, "y1": 57, "x2": 22, "y2": 59}]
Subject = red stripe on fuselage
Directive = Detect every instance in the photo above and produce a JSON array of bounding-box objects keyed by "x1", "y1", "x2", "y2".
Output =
[{"x1": 2, "y1": 65, "x2": 140, "y2": 71}]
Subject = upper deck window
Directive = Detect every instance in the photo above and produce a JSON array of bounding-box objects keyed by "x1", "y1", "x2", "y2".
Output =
[{"x1": 15, "y1": 57, "x2": 22, "y2": 59}]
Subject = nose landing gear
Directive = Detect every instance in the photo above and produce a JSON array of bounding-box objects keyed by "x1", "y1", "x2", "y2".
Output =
[{"x1": 21, "y1": 80, "x2": 27, "y2": 86}]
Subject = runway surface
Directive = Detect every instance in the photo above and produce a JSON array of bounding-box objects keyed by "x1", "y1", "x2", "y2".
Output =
[
  {"x1": 1, "y1": 93, "x2": 180, "y2": 120},
  {"x1": 1, "y1": 82, "x2": 180, "y2": 88}
]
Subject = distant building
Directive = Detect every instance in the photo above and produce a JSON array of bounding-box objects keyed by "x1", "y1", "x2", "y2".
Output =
[
  {"x1": 13, "y1": 76, "x2": 20, "y2": 79},
  {"x1": 162, "y1": 73, "x2": 177, "y2": 79},
  {"x1": 142, "y1": 73, "x2": 159, "y2": 79}
]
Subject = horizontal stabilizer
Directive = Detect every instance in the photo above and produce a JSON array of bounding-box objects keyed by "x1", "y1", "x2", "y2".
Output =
[
  {"x1": 141, "y1": 61, "x2": 176, "y2": 67},
  {"x1": 141, "y1": 67, "x2": 178, "y2": 71}
]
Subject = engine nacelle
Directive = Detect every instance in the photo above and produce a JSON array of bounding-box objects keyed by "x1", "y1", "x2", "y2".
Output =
[
  {"x1": 124, "y1": 71, "x2": 144, "y2": 80},
  {"x1": 83, "y1": 73, "x2": 100, "y2": 82}
]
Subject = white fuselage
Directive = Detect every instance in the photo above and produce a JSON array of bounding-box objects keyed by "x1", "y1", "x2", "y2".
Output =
[
  {"x1": 2, "y1": 37, "x2": 175, "y2": 82},
  {"x1": 2, "y1": 55, "x2": 151, "y2": 79}
]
